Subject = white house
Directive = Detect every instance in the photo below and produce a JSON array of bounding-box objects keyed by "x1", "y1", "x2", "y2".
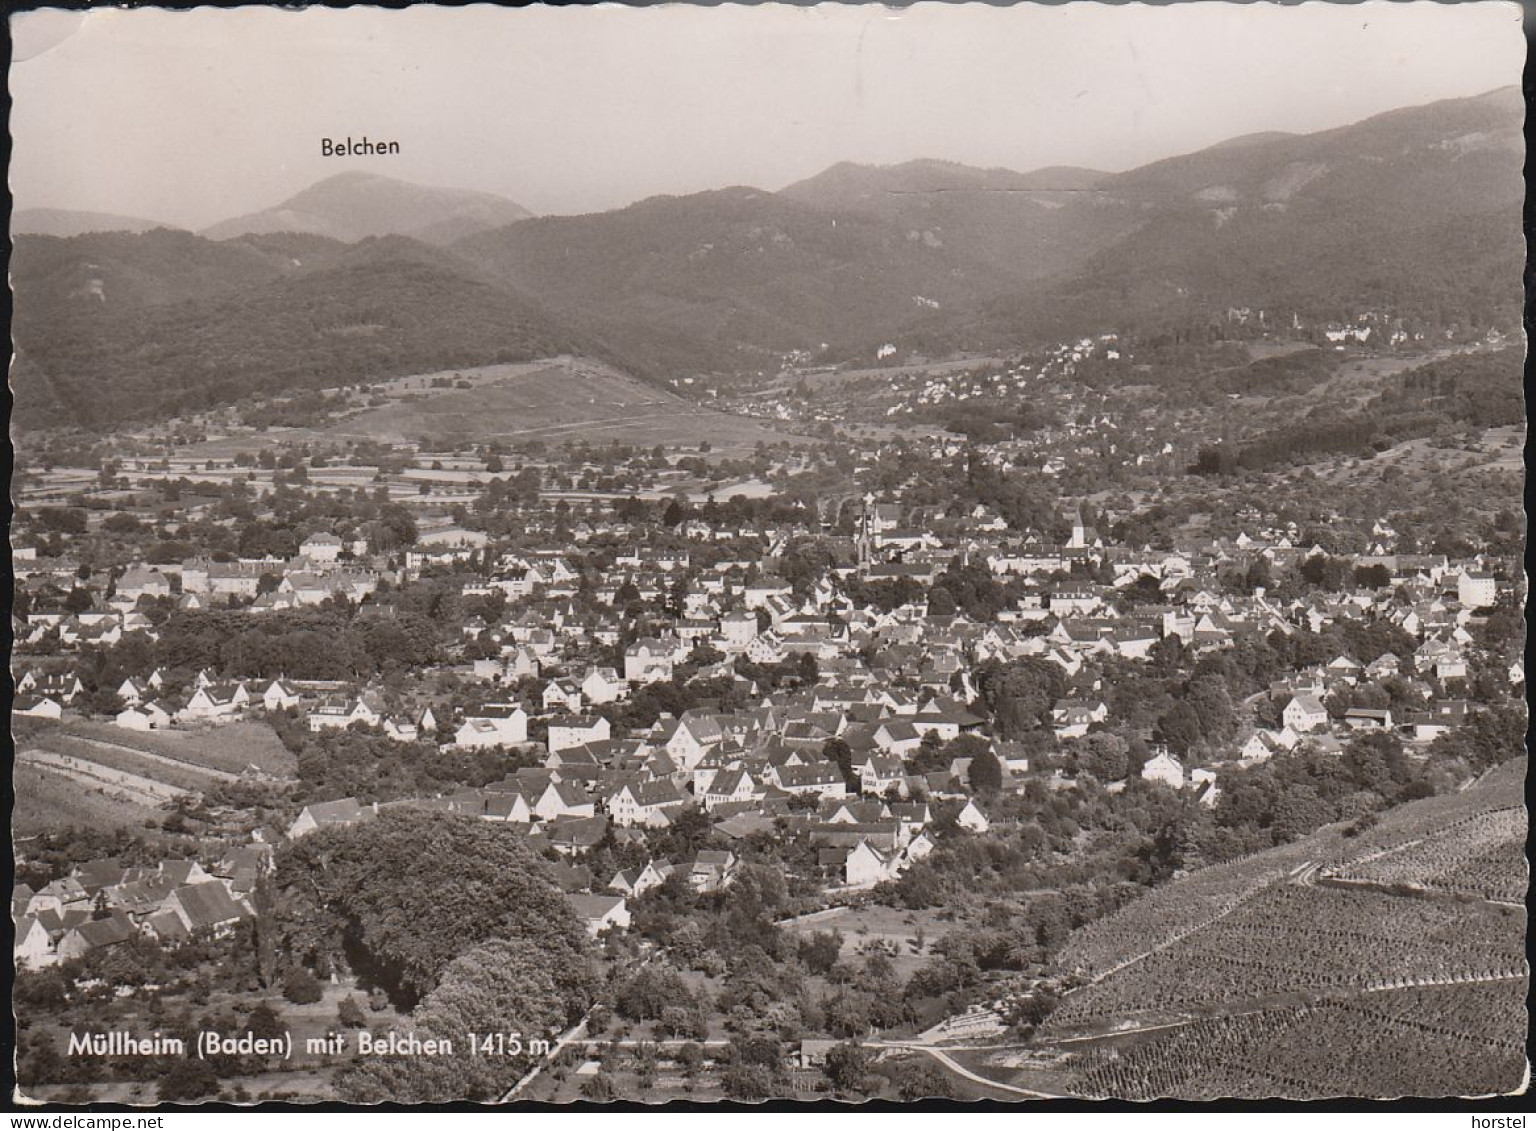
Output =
[
  {"x1": 14, "y1": 694, "x2": 63, "y2": 720},
  {"x1": 262, "y1": 679, "x2": 303, "y2": 711},
  {"x1": 719, "y1": 611, "x2": 759, "y2": 650},
  {"x1": 567, "y1": 893, "x2": 631, "y2": 936},
  {"x1": 1457, "y1": 572, "x2": 1497, "y2": 610},
  {"x1": 580, "y1": 667, "x2": 627, "y2": 705},
  {"x1": 547, "y1": 715, "x2": 611, "y2": 755},
  {"x1": 955, "y1": 799, "x2": 991, "y2": 833},
  {"x1": 844, "y1": 839, "x2": 900, "y2": 890},
  {"x1": 624, "y1": 638, "x2": 678, "y2": 685},
  {"x1": 116, "y1": 700, "x2": 174, "y2": 732},
  {"x1": 288, "y1": 798, "x2": 371, "y2": 840},
  {"x1": 533, "y1": 780, "x2": 596, "y2": 821},
  {"x1": 300, "y1": 533, "x2": 344, "y2": 565},
  {"x1": 453, "y1": 703, "x2": 529, "y2": 749},
  {"x1": 1140, "y1": 751, "x2": 1185, "y2": 788},
  {"x1": 1283, "y1": 693, "x2": 1329, "y2": 733},
  {"x1": 307, "y1": 695, "x2": 380, "y2": 732},
  {"x1": 13, "y1": 915, "x2": 56, "y2": 969},
  {"x1": 605, "y1": 779, "x2": 687, "y2": 828}
]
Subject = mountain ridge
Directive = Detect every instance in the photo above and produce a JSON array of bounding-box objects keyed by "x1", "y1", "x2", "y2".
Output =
[
  {"x1": 200, "y1": 171, "x2": 535, "y2": 246},
  {"x1": 11, "y1": 207, "x2": 184, "y2": 238},
  {"x1": 11, "y1": 85, "x2": 1521, "y2": 430}
]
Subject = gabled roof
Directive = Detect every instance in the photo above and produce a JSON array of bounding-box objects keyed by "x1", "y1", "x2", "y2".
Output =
[
  {"x1": 301, "y1": 797, "x2": 366, "y2": 825},
  {"x1": 566, "y1": 893, "x2": 625, "y2": 920},
  {"x1": 174, "y1": 882, "x2": 249, "y2": 929},
  {"x1": 70, "y1": 912, "x2": 138, "y2": 950}
]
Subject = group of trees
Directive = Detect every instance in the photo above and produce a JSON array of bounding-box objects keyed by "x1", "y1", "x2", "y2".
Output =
[
  {"x1": 1193, "y1": 347, "x2": 1521, "y2": 477},
  {"x1": 276, "y1": 811, "x2": 596, "y2": 1010}
]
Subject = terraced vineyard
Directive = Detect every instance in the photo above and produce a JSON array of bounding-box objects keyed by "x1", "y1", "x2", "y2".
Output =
[
  {"x1": 1052, "y1": 834, "x2": 1336, "y2": 982},
  {"x1": 1066, "y1": 979, "x2": 1529, "y2": 1100},
  {"x1": 1043, "y1": 886, "x2": 1526, "y2": 1034},
  {"x1": 1326, "y1": 806, "x2": 1527, "y2": 904},
  {"x1": 999, "y1": 757, "x2": 1529, "y2": 1099}
]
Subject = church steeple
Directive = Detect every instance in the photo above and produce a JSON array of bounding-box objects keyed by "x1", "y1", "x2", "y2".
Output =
[
  {"x1": 857, "y1": 492, "x2": 875, "y2": 572},
  {"x1": 1069, "y1": 505, "x2": 1087, "y2": 549}
]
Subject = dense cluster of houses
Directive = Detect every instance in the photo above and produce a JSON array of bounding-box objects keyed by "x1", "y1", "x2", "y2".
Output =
[
  {"x1": 13, "y1": 846, "x2": 270, "y2": 969},
  {"x1": 14, "y1": 457, "x2": 1517, "y2": 973}
]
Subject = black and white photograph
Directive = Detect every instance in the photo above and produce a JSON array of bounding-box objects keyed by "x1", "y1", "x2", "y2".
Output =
[{"x1": 6, "y1": 0, "x2": 1529, "y2": 1108}]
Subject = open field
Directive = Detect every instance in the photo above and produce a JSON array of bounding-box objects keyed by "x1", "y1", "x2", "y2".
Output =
[
  {"x1": 17, "y1": 748, "x2": 188, "y2": 806},
  {"x1": 324, "y1": 359, "x2": 806, "y2": 454},
  {"x1": 22, "y1": 735, "x2": 226, "y2": 794},
  {"x1": 12, "y1": 762, "x2": 162, "y2": 835},
  {"x1": 61, "y1": 718, "x2": 298, "y2": 777},
  {"x1": 779, "y1": 903, "x2": 954, "y2": 981},
  {"x1": 12, "y1": 719, "x2": 297, "y2": 832},
  {"x1": 176, "y1": 357, "x2": 811, "y2": 459}
]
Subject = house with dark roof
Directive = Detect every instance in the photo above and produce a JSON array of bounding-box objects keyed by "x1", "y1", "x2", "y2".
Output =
[
  {"x1": 166, "y1": 882, "x2": 251, "y2": 937},
  {"x1": 55, "y1": 912, "x2": 139, "y2": 961},
  {"x1": 567, "y1": 893, "x2": 631, "y2": 936},
  {"x1": 288, "y1": 797, "x2": 372, "y2": 840}
]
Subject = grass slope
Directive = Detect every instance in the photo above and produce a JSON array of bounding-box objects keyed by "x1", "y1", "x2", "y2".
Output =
[{"x1": 326, "y1": 359, "x2": 805, "y2": 453}]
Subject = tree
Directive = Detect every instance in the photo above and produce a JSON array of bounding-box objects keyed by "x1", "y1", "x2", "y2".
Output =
[
  {"x1": 248, "y1": 1001, "x2": 286, "y2": 1041},
  {"x1": 617, "y1": 965, "x2": 693, "y2": 1022},
  {"x1": 975, "y1": 658, "x2": 1064, "y2": 738},
  {"x1": 798, "y1": 930, "x2": 844, "y2": 975},
  {"x1": 1078, "y1": 733, "x2": 1130, "y2": 782},
  {"x1": 580, "y1": 1074, "x2": 615, "y2": 1101},
  {"x1": 823, "y1": 1041, "x2": 872, "y2": 1095},
  {"x1": 968, "y1": 749, "x2": 1003, "y2": 794},
  {"x1": 337, "y1": 995, "x2": 366, "y2": 1029},
  {"x1": 822, "y1": 738, "x2": 858, "y2": 792},
  {"x1": 158, "y1": 1060, "x2": 221, "y2": 1101},
  {"x1": 897, "y1": 1061, "x2": 956, "y2": 1100},
  {"x1": 336, "y1": 936, "x2": 593, "y2": 1103},
  {"x1": 1156, "y1": 702, "x2": 1203, "y2": 756},
  {"x1": 721, "y1": 1063, "x2": 778, "y2": 1100},
  {"x1": 278, "y1": 811, "x2": 592, "y2": 1006},
  {"x1": 283, "y1": 968, "x2": 324, "y2": 1004}
]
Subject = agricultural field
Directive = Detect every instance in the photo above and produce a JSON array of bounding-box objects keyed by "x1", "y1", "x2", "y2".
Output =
[
  {"x1": 1053, "y1": 978, "x2": 1528, "y2": 1100},
  {"x1": 25, "y1": 734, "x2": 225, "y2": 795},
  {"x1": 1041, "y1": 885, "x2": 1525, "y2": 1035},
  {"x1": 323, "y1": 359, "x2": 803, "y2": 455},
  {"x1": 942, "y1": 759, "x2": 1531, "y2": 1100},
  {"x1": 1046, "y1": 832, "x2": 1331, "y2": 983},
  {"x1": 1327, "y1": 805, "x2": 1527, "y2": 904},
  {"x1": 12, "y1": 762, "x2": 161, "y2": 835},
  {"x1": 12, "y1": 720, "x2": 297, "y2": 832},
  {"x1": 60, "y1": 718, "x2": 298, "y2": 778}
]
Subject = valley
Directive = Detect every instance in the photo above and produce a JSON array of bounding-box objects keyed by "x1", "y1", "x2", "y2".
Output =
[{"x1": 9, "y1": 74, "x2": 1525, "y2": 1109}]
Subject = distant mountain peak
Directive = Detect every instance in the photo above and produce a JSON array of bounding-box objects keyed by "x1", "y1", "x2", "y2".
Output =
[{"x1": 201, "y1": 171, "x2": 533, "y2": 246}]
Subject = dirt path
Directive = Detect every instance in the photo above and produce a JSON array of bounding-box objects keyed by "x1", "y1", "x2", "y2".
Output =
[
  {"x1": 865, "y1": 1042, "x2": 1064, "y2": 1099},
  {"x1": 18, "y1": 749, "x2": 184, "y2": 805}
]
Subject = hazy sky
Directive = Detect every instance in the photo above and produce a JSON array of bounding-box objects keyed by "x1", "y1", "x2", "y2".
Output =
[{"x1": 9, "y1": 2, "x2": 1523, "y2": 229}]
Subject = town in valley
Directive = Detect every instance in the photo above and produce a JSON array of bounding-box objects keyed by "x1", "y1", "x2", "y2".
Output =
[{"x1": 8, "y1": 28, "x2": 1527, "y2": 1106}]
